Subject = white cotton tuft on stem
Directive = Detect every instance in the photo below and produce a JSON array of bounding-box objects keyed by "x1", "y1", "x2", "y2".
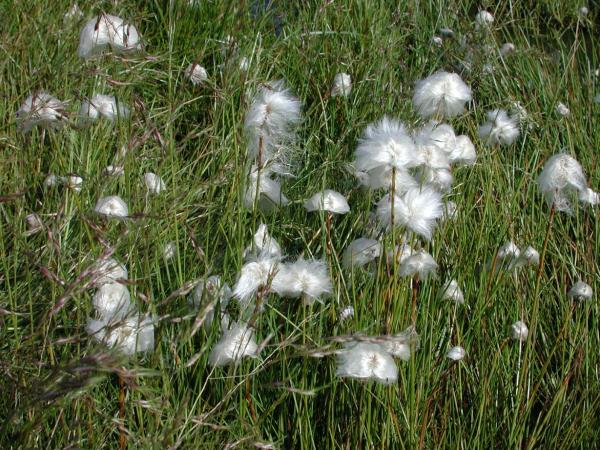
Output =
[
  {"x1": 144, "y1": 172, "x2": 166, "y2": 195},
  {"x1": 441, "y1": 279, "x2": 464, "y2": 304},
  {"x1": 243, "y1": 165, "x2": 289, "y2": 213},
  {"x1": 447, "y1": 346, "x2": 466, "y2": 361},
  {"x1": 412, "y1": 71, "x2": 472, "y2": 119},
  {"x1": 331, "y1": 73, "x2": 352, "y2": 97},
  {"x1": 16, "y1": 93, "x2": 68, "y2": 133},
  {"x1": 94, "y1": 195, "x2": 129, "y2": 219},
  {"x1": 185, "y1": 63, "x2": 208, "y2": 85},
  {"x1": 335, "y1": 342, "x2": 398, "y2": 385},
  {"x1": 79, "y1": 94, "x2": 129, "y2": 123},
  {"x1": 537, "y1": 153, "x2": 592, "y2": 213},
  {"x1": 478, "y1": 109, "x2": 520, "y2": 146},
  {"x1": 510, "y1": 320, "x2": 528, "y2": 341},
  {"x1": 304, "y1": 190, "x2": 350, "y2": 214},
  {"x1": 208, "y1": 321, "x2": 259, "y2": 367},
  {"x1": 342, "y1": 238, "x2": 381, "y2": 269},
  {"x1": 78, "y1": 14, "x2": 142, "y2": 59},
  {"x1": 271, "y1": 258, "x2": 332, "y2": 304},
  {"x1": 567, "y1": 281, "x2": 593, "y2": 301},
  {"x1": 398, "y1": 250, "x2": 438, "y2": 279},
  {"x1": 86, "y1": 313, "x2": 154, "y2": 355}
]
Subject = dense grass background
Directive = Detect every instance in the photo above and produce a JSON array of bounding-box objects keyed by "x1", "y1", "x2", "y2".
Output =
[{"x1": 1, "y1": 0, "x2": 599, "y2": 448}]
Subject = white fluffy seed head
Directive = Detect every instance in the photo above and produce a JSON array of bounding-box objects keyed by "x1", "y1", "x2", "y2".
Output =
[
  {"x1": 447, "y1": 346, "x2": 466, "y2": 361},
  {"x1": 185, "y1": 63, "x2": 208, "y2": 85},
  {"x1": 500, "y1": 42, "x2": 516, "y2": 57},
  {"x1": 243, "y1": 223, "x2": 283, "y2": 261},
  {"x1": 65, "y1": 175, "x2": 83, "y2": 192},
  {"x1": 355, "y1": 117, "x2": 421, "y2": 175},
  {"x1": 103, "y1": 165, "x2": 125, "y2": 177},
  {"x1": 92, "y1": 283, "x2": 132, "y2": 321},
  {"x1": 331, "y1": 72, "x2": 352, "y2": 97},
  {"x1": 475, "y1": 10, "x2": 494, "y2": 28},
  {"x1": 189, "y1": 275, "x2": 232, "y2": 329},
  {"x1": 271, "y1": 258, "x2": 332, "y2": 303},
  {"x1": 244, "y1": 80, "x2": 302, "y2": 175},
  {"x1": 94, "y1": 195, "x2": 129, "y2": 219},
  {"x1": 537, "y1": 153, "x2": 589, "y2": 213},
  {"x1": 336, "y1": 342, "x2": 398, "y2": 385},
  {"x1": 412, "y1": 71, "x2": 472, "y2": 119},
  {"x1": 338, "y1": 305, "x2": 355, "y2": 321},
  {"x1": 16, "y1": 93, "x2": 68, "y2": 132},
  {"x1": 398, "y1": 250, "x2": 438, "y2": 279},
  {"x1": 478, "y1": 109, "x2": 520, "y2": 146},
  {"x1": 208, "y1": 322, "x2": 259, "y2": 367},
  {"x1": 386, "y1": 242, "x2": 414, "y2": 266},
  {"x1": 144, "y1": 172, "x2": 165, "y2": 194},
  {"x1": 441, "y1": 279, "x2": 464, "y2": 304},
  {"x1": 244, "y1": 166, "x2": 289, "y2": 212},
  {"x1": 579, "y1": 188, "x2": 600, "y2": 206},
  {"x1": 79, "y1": 94, "x2": 129, "y2": 123},
  {"x1": 556, "y1": 102, "x2": 570, "y2": 117},
  {"x1": 451, "y1": 135, "x2": 477, "y2": 165},
  {"x1": 162, "y1": 241, "x2": 176, "y2": 260},
  {"x1": 568, "y1": 281, "x2": 593, "y2": 300},
  {"x1": 87, "y1": 313, "x2": 154, "y2": 355},
  {"x1": 78, "y1": 14, "x2": 142, "y2": 59},
  {"x1": 304, "y1": 189, "x2": 350, "y2": 214},
  {"x1": 92, "y1": 257, "x2": 128, "y2": 286},
  {"x1": 232, "y1": 258, "x2": 279, "y2": 308},
  {"x1": 376, "y1": 186, "x2": 444, "y2": 240},
  {"x1": 343, "y1": 238, "x2": 381, "y2": 269},
  {"x1": 511, "y1": 321, "x2": 528, "y2": 341}
]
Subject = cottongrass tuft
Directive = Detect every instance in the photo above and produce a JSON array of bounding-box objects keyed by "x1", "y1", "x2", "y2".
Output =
[
  {"x1": 189, "y1": 275, "x2": 232, "y2": 329},
  {"x1": 79, "y1": 94, "x2": 129, "y2": 123},
  {"x1": 16, "y1": 93, "x2": 68, "y2": 132},
  {"x1": 474, "y1": 10, "x2": 494, "y2": 28},
  {"x1": 376, "y1": 186, "x2": 444, "y2": 240},
  {"x1": 92, "y1": 283, "x2": 133, "y2": 321},
  {"x1": 304, "y1": 190, "x2": 350, "y2": 214},
  {"x1": 331, "y1": 72, "x2": 352, "y2": 97},
  {"x1": 342, "y1": 238, "x2": 381, "y2": 269},
  {"x1": 243, "y1": 223, "x2": 283, "y2": 261},
  {"x1": 398, "y1": 250, "x2": 437, "y2": 279},
  {"x1": 87, "y1": 313, "x2": 154, "y2": 356},
  {"x1": 478, "y1": 109, "x2": 520, "y2": 146},
  {"x1": 556, "y1": 102, "x2": 570, "y2": 117},
  {"x1": 567, "y1": 281, "x2": 593, "y2": 301},
  {"x1": 208, "y1": 321, "x2": 259, "y2": 367},
  {"x1": 446, "y1": 346, "x2": 466, "y2": 361},
  {"x1": 271, "y1": 258, "x2": 333, "y2": 305},
  {"x1": 412, "y1": 71, "x2": 472, "y2": 119},
  {"x1": 441, "y1": 279, "x2": 464, "y2": 304},
  {"x1": 537, "y1": 153, "x2": 592, "y2": 213},
  {"x1": 78, "y1": 14, "x2": 142, "y2": 59},
  {"x1": 94, "y1": 195, "x2": 129, "y2": 219},
  {"x1": 244, "y1": 166, "x2": 289, "y2": 212},
  {"x1": 336, "y1": 342, "x2": 398, "y2": 385},
  {"x1": 185, "y1": 63, "x2": 208, "y2": 85},
  {"x1": 510, "y1": 320, "x2": 529, "y2": 342},
  {"x1": 92, "y1": 257, "x2": 128, "y2": 286},
  {"x1": 144, "y1": 172, "x2": 166, "y2": 195}
]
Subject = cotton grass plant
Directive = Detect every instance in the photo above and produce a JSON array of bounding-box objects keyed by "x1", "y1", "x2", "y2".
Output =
[{"x1": 2, "y1": 2, "x2": 599, "y2": 449}]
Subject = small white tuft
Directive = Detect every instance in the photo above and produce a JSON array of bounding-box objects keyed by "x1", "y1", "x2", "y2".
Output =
[
  {"x1": 376, "y1": 186, "x2": 444, "y2": 240},
  {"x1": 475, "y1": 10, "x2": 494, "y2": 28},
  {"x1": 511, "y1": 320, "x2": 528, "y2": 342},
  {"x1": 208, "y1": 322, "x2": 259, "y2": 367},
  {"x1": 412, "y1": 71, "x2": 472, "y2": 119},
  {"x1": 567, "y1": 281, "x2": 593, "y2": 301},
  {"x1": 244, "y1": 166, "x2": 289, "y2": 212},
  {"x1": 331, "y1": 73, "x2": 352, "y2": 97},
  {"x1": 342, "y1": 238, "x2": 381, "y2": 269},
  {"x1": 243, "y1": 223, "x2": 283, "y2": 261},
  {"x1": 92, "y1": 258, "x2": 128, "y2": 286},
  {"x1": 79, "y1": 94, "x2": 129, "y2": 123},
  {"x1": 500, "y1": 42, "x2": 516, "y2": 57},
  {"x1": 64, "y1": 175, "x2": 83, "y2": 192},
  {"x1": 92, "y1": 283, "x2": 132, "y2": 321},
  {"x1": 537, "y1": 153, "x2": 589, "y2": 213},
  {"x1": 446, "y1": 346, "x2": 466, "y2": 361},
  {"x1": 16, "y1": 93, "x2": 68, "y2": 133},
  {"x1": 478, "y1": 109, "x2": 520, "y2": 146},
  {"x1": 441, "y1": 279, "x2": 464, "y2": 304},
  {"x1": 232, "y1": 258, "x2": 279, "y2": 308},
  {"x1": 556, "y1": 102, "x2": 570, "y2": 117},
  {"x1": 578, "y1": 188, "x2": 600, "y2": 206},
  {"x1": 144, "y1": 172, "x2": 166, "y2": 195},
  {"x1": 271, "y1": 258, "x2": 332, "y2": 304},
  {"x1": 398, "y1": 250, "x2": 438, "y2": 279},
  {"x1": 78, "y1": 14, "x2": 142, "y2": 59},
  {"x1": 304, "y1": 190, "x2": 350, "y2": 214},
  {"x1": 94, "y1": 195, "x2": 129, "y2": 219},
  {"x1": 87, "y1": 313, "x2": 154, "y2": 355},
  {"x1": 338, "y1": 305, "x2": 355, "y2": 321},
  {"x1": 185, "y1": 63, "x2": 208, "y2": 85},
  {"x1": 336, "y1": 342, "x2": 398, "y2": 384}
]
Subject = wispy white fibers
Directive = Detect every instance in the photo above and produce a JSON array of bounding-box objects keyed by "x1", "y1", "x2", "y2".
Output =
[
  {"x1": 189, "y1": 275, "x2": 232, "y2": 329},
  {"x1": 185, "y1": 63, "x2": 208, "y2": 85},
  {"x1": 342, "y1": 238, "x2": 381, "y2": 269},
  {"x1": 271, "y1": 258, "x2": 332, "y2": 304},
  {"x1": 144, "y1": 172, "x2": 166, "y2": 194},
  {"x1": 244, "y1": 165, "x2": 289, "y2": 212},
  {"x1": 78, "y1": 14, "x2": 142, "y2": 59},
  {"x1": 413, "y1": 122, "x2": 453, "y2": 191},
  {"x1": 79, "y1": 94, "x2": 129, "y2": 123},
  {"x1": 567, "y1": 281, "x2": 593, "y2": 301},
  {"x1": 208, "y1": 321, "x2": 259, "y2": 367},
  {"x1": 398, "y1": 250, "x2": 438, "y2": 279},
  {"x1": 94, "y1": 195, "x2": 129, "y2": 219},
  {"x1": 579, "y1": 188, "x2": 600, "y2": 206},
  {"x1": 447, "y1": 346, "x2": 466, "y2": 361},
  {"x1": 243, "y1": 223, "x2": 283, "y2": 261},
  {"x1": 494, "y1": 241, "x2": 539, "y2": 271},
  {"x1": 87, "y1": 313, "x2": 154, "y2": 355},
  {"x1": 336, "y1": 342, "x2": 398, "y2": 384},
  {"x1": 376, "y1": 186, "x2": 444, "y2": 240},
  {"x1": 244, "y1": 80, "x2": 302, "y2": 174},
  {"x1": 412, "y1": 71, "x2": 472, "y2": 119},
  {"x1": 380, "y1": 326, "x2": 420, "y2": 361},
  {"x1": 510, "y1": 320, "x2": 528, "y2": 341},
  {"x1": 556, "y1": 102, "x2": 570, "y2": 117},
  {"x1": 304, "y1": 190, "x2": 350, "y2": 214},
  {"x1": 441, "y1": 279, "x2": 464, "y2": 304},
  {"x1": 537, "y1": 153, "x2": 592, "y2": 213},
  {"x1": 354, "y1": 116, "x2": 421, "y2": 190},
  {"x1": 474, "y1": 10, "x2": 494, "y2": 28},
  {"x1": 92, "y1": 257, "x2": 128, "y2": 286},
  {"x1": 92, "y1": 283, "x2": 132, "y2": 321},
  {"x1": 478, "y1": 109, "x2": 520, "y2": 146},
  {"x1": 331, "y1": 73, "x2": 352, "y2": 97},
  {"x1": 16, "y1": 93, "x2": 68, "y2": 132}
]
